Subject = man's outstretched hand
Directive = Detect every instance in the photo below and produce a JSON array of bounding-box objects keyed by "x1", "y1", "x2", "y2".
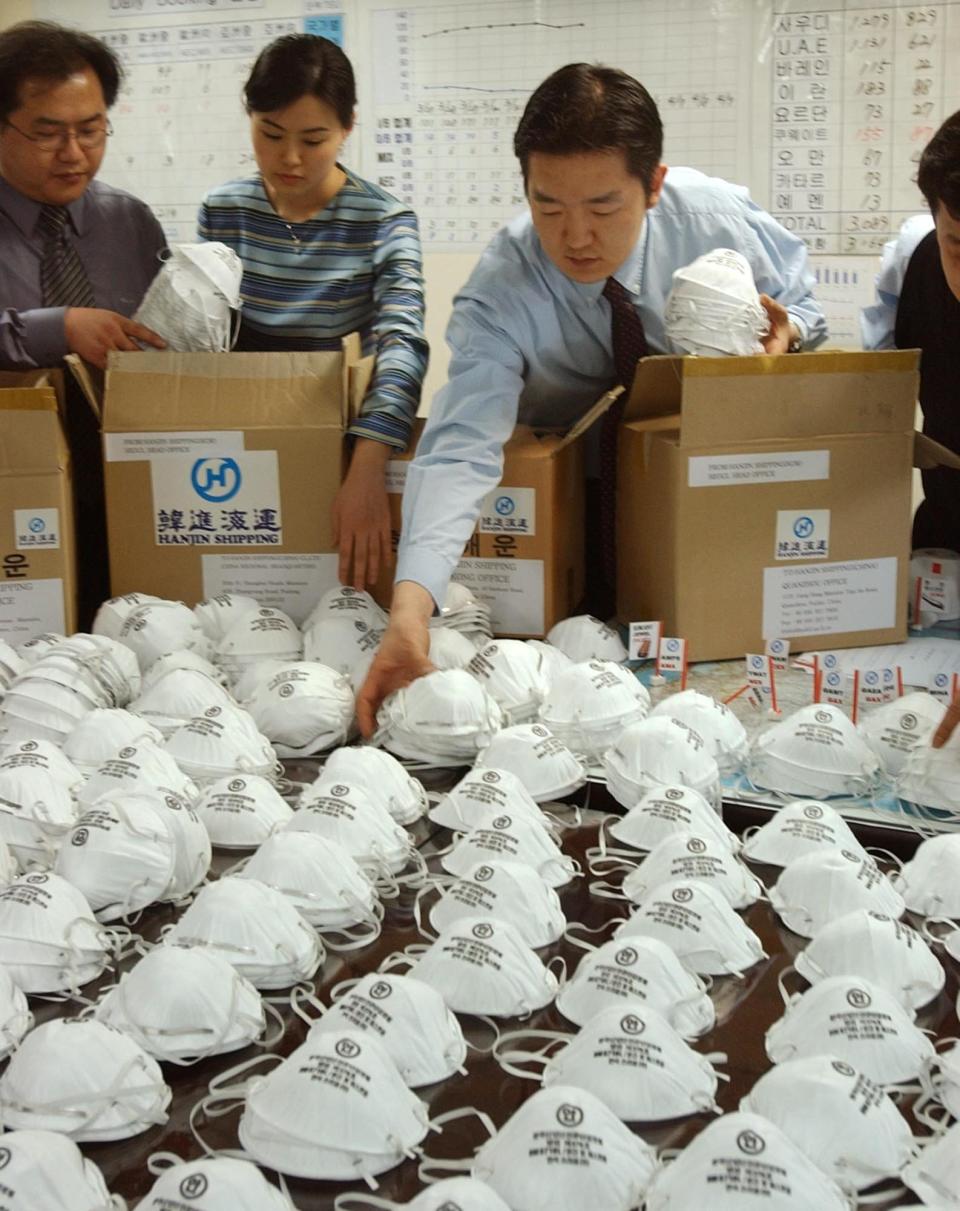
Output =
[{"x1": 356, "y1": 581, "x2": 436, "y2": 737}]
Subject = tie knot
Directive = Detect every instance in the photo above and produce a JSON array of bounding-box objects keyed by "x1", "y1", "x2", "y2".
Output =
[
  {"x1": 37, "y1": 205, "x2": 69, "y2": 241},
  {"x1": 603, "y1": 276, "x2": 630, "y2": 306}
]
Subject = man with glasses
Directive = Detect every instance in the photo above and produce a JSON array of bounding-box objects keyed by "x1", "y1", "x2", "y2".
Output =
[{"x1": 0, "y1": 20, "x2": 166, "y2": 370}]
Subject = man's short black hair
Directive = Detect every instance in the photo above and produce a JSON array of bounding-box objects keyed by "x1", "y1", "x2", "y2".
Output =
[
  {"x1": 0, "y1": 21, "x2": 122, "y2": 122},
  {"x1": 244, "y1": 34, "x2": 356, "y2": 129},
  {"x1": 918, "y1": 110, "x2": 960, "y2": 219},
  {"x1": 514, "y1": 63, "x2": 664, "y2": 195}
]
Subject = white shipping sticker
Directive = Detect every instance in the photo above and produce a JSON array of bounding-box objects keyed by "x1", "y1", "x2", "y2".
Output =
[
  {"x1": 775, "y1": 509, "x2": 830, "y2": 561},
  {"x1": 201, "y1": 553, "x2": 340, "y2": 624},
  {"x1": 150, "y1": 451, "x2": 282, "y2": 547},
  {"x1": 763, "y1": 557, "x2": 897, "y2": 639},
  {"x1": 104, "y1": 431, "x2": 245, "y2": 462},
  {"x1": 0, "y1": 578, "x2": 65, "y2": 642},
  {"x1": 450, "y1": 558, "x2": 544, "y2": 636},
  {"x1": 688, "y1": 449, "x2": 830, "y2": 488},
  {"x1": 14, "y1": 508, "x2": 60, "y2": 551},
  {"x1": 478, "y1": 486, "x2": 536, "y2": 537}
]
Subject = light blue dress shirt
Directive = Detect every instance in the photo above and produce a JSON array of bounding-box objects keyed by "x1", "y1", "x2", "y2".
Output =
[
  {"x1": 860, "y1": 213, "x2": 935, "y2": 351},
  {"x1": 397, "y1": 167, "x2": 828, "y2": 607}
]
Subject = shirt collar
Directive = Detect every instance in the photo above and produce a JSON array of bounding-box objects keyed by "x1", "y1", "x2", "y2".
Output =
[{"x1": 0, "y1": 175, "x2": 88, "y2": 239}]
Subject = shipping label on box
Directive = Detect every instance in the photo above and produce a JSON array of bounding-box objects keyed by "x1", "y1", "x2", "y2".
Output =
[
  {"x1": 478, "y1": 487, "x2": 536, "y2": 537},
  {"x1": 14, "y1": 508, "x2": 60, "y2": 551},
  {"x1": 775, "y1": 509, "x2": 830, "y2": 561},
  {"x1": 762, "y1": 557, "x2": 898, "y2": 639},
  {"x1": 201, "y1": 553, "x2": 340, "y2": 624},
  {"x1": 0, "y1": 578, "x2": 65, "y2": 639},
  {"x1": 451, "y1": 558, "x2": 545, "y2": 635},
  {"x1": 150, "y1": 452, "x2": 283, "y2": 547}
]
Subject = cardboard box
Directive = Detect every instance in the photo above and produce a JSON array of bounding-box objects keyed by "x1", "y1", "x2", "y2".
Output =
[
  {"x1": 0, "y1": 371, "x2": 77, "y2": 641},
  {"x1": 616, "y1": 349, "x2": 947, "y2": 661},
  {"x1": 101, "y1": 344, "x2": 371, "y2": 623},
  {"x1": 378, "y1": 393, "x2": 620, "y2": 636}
]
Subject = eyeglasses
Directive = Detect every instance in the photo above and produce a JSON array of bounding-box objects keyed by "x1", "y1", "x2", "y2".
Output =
[{"x1": 3, "y1": 118, "x2": 113, "y2": 152}]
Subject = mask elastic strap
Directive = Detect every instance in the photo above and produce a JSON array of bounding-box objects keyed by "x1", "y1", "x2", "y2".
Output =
[
  {"x1": 412, "y1": 881, "x2": 440, "y2": 942},
  {"x1": 563, "y1": 921, "x2": 614, "y2": 950},
  {"x1": 465, "y1": 1015, "x2": 502, "y2": 1055},
  {"x1": 540, "y1": 799, "x2": 583, "y2": 829},
  {"x1": 394, "y1": 846, "x2": 429, "y2": 891},
  {"x1": 545, "y1": 954, "x2": 567, "y2": 986},
  {"x1": 911, "y1": 1089, "x2": 952, "y2": 1134},
  {"x1": 920, "y1": 914, "x2": 956, "y2": 946},
  {"x1": 321, "y1": 911, "x2": 383, "y2": 953},
  {"x1": 775, "y1": 965, "x2": 803, "y2": 1007},
  {"x1": 588, "y1": 878, "x2": 629, "y2": 901},
  {"x1": 417, "y1": 1105, "x2": 496, "y2": 1183},
  {"x1": 865, "y1": 845, "x2": 903, "y2": 870},
  {"x1": 332, "y1": 1195, "x2": 398, "y2": 1211},
  {"x1": 379, "y1": 949, "x2": 419, "y2": 975},
  {"x1": 493, "y1": 1027, "x2": 569, "y2": 1079},
  {"x1": 290, "y1": 983, "x2": 326, "y2": 1026}
]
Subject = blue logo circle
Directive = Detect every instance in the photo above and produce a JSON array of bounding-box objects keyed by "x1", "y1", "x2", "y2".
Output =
[
  {"x1": 752, "y1": 656, "x2": 763, "y2": 669},
  {"x1": 668, "y1": 638, "x2": 679, "y2": 652},
  {"x1": 793, "y1": 516, "x2": 815, "y2": 538},
  {"x1": 935, "y1": 673, "x2": 948, "y2": 688},
  {"x1": 824, "y1": 654, "x2": 837, "y2": 669},
  {"x1": 494, "y1": 495, "x2": 515, "y2": 516},
  {"x1": 190, "y1": 458, "x2": 241, "y2": 503},
  {"x1": 865, "y1": 671, "x2": 878, "y2": 685},
  {"x1": 28, "y1": 517, "x2": 45, "y2": 533},
  {"x1": 827, "y1": 671, "x2": 841, "y2": 686}
]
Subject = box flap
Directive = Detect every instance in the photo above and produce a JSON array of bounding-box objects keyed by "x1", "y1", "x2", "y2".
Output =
[
  {"x1": 622, "y1": 356, "x2": 684, "y2": 422},
  {"x1": 103, "y1": 350, "x2": 347, "y2": 431},
  {"x1": 65, "y1": 354, "x2": 104, "y2": 422},
  {"x1": 559, "y1": 386, "x2": 624, "y2": 448},
  {"x1": 914, "y1": 433, "x2": 960, "y2": 471}
]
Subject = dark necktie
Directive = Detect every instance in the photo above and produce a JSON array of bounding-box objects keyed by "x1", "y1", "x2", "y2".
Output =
[
  {"x1": 598, "y1": 276, "x2": 648, "y2": 591},
  {"x1": 38, "y1": 205, "x2": 95, "y2": 308}
]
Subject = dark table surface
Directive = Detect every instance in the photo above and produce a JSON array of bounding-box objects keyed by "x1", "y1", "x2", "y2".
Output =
[{"x1": 28, "y1": 770, "x2": 959, "y2": 1209}]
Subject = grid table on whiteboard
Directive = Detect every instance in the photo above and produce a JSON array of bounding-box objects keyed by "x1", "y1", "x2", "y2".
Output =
[
  {"x1": 365, "y1": 0, "x2": 752, "y2": 249},
  {"x1": 771, "y1": 0, "x2": 960, "y2": 254}
]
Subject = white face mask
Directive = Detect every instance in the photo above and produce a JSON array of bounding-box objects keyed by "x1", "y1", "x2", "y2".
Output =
[
  {"x1": 0, "y1": 1127, "x2": 123, "y2": 1211},
  {"x1": 245, "y1": 662, "x2": 356, "y2": 756},
  {"x1": 94, "y1": 944, "x2": 273, "y2": 1066},
  {"x1": 539, "y1": 660, "x2": 650, "y2": 760},
  {"x1": 474, "y1": 724, "x2": 586, "y2": 802},
  {"x1": 193, "y1": 774, "x2": 293, "y2": 849},
  {"x1": 766, "y1": 974, "x2": 936, "y2": 1084},
  {"x1": 922, "y1": 1039, "x2": 960, "y2": 1120},
  {"x1": 155, "y1": 790, "x2": 212, "y2": 900},
  {"x1": 0, "y1": 737, "x2": 83, "y2": 790},
  {"x1": 406, "y1": 917, "x2": 559, "y2": 1017},
  {"x1": 429, "y1": 625, "x2": 480, "y2": 670},
  {"x1": 664, "y1": 248, "x2": 769, "y2": 357},
  {"x1": 649, "y1": 689, "x2": 748, "y2": 774},
  {"x1": 429, "y1": 766, "x2": 543, "y2": 831},
  {"x1": 287, "y1": 781, "x2": 417, "y2": 878},
  {"x1": 215, "y1": 607, "x2": 303, "y2": 679},
  {"x1": 467, "y1": 639, "x2": 550, "y2": 724},
  {"x1": 545, "y1": 616, "x2": 628, "y2": 664},
  {"x1": 55, "y1": 633, "x2": 143, "y2": 709},
  {"x1": 616, "y1": 878, "x2": 766, "y2": 976},
  {"x1": 795, "y1": 908, "x2": 946, "y2": 1011},
  {"x1": 238, "y1": 832, "x2": 381, "y2": 944},
  {"x1": 435, "y1": 581, "x2": 493, "y2": 644},
  {"x1": 233, "y1": 1032, "x2": 431, "y2": 1182},
  {"x1": 309, "y1": 972, "x2": 466, "y2": 1087},
  {"x1": 129, "y1": 668, "x2": 235, "y2": 739},
  {"x1": 15, "y1": 631, "x2": 63, "y2": 665},
  {"x1": 54, "y1": 791, "x2": 179, "y2": 921},
  {"x1": 0, "y1": 1018, "x2": 170, "y2": 1141},
  {"x1": 556, "y1": 934, "x2": 714, "y2": 1037},
  {"x1": 377, "y1": 670, "x2": 503, "y2": 766},
  {"x1": 602, "y1": 717, "x2": 721, "y2": 811},
  {"x1": 118, "y1": 600, "x2": 210, "y2": 672},
  {"x1": 440, "y1": 812, "x2": 576, "y2": 888},
  {"x1": 769, "y1": 849, "x2": 904, "y2": 938},
  {"x1": 620, "y1": 833, "x2": 761, "y2": 910},
  {"x1": 740, "y1": 1054, "x2": 915, "y2": 1191},
  {"x1": 606, "y1": 784, "x2": 737, "y2": 854},
  {"x1": 0, "y1": 964, "x2": 32, "y2": 1060},
  {"x1": 896, "y1": 723, "x2": 960, "y2": 817},
  {"x1": 134, "y1": 241, "x2": 242, "y2": 352},
  {"x1": 497, "y1": 1003, "x2": 723, "y2": 1122},
  {"x1": 0, "y1": 760, "x2": 79, "y2": 868},
  {"x1": 163, "y1": 876, "x2": 323, "y2": 990},
  {"x1": 304, "y1": 584, "x2": 388, "y2": 632},
  {"x1": 140, "y1": 1155, "x2": 295, "y2": 1211},
  {"x1": 164, "y1": 705, "x2": 280, "y2": 785},
  {"x1": 322, "y1": 746, "x2": 427, "y2": 826},
  {"x1": 92, "y1": 593, "x2": 162, "y2": 642},
  {"x1": 472, "y1": 1085, "x2": 656, "y2": 1211},
  {"x1": 335, "y1": 1177, "x2": 512, "y2": 1211},
  {"x1": 748, "y1": 703, "x2": 882, "y2": 799},
  {"x1": 303, "y1": 615, "x2": 384, "y2": 684},
  {"x1": 739, "y1": 799, "x2": 870, "y2": 867},
  {"x1": 426, "y1": 861, "x2": 566, "y2": 950},
  {"x1": 859, "y1": 690, "x2": 944, "y2": 775},
  {"x1": 643, "y1": 1110, "x2": 851, "y2": 1211},
  {"x1": 62, "y1": 708, "x2": 164, "y2": 774},
  {"x1": 892, "y1": 833, "x2": 960, "y2": 918},
  {"x1": 902, "y1": 1119, "x2": 960, "y2": 1207},
  {"x1": 141, "y1": 649, "x2": 227, "y2": 692},
  {"x1": 193, "y1": 593, "x2": 262, "y2": 642},
  {"x1": 0, "y1": 871, "x2": 114, "y2": 994},
  {"x1": 77, "y1": 738, "x2": 199, "y2": 811}
]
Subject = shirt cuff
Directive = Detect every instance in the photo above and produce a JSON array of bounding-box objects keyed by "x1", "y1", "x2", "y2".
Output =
[
  {"x1": 346, "y1": 412, "x2": 412, "y2": 452},
  {"x1": 394, "y1": 547, "x2": 448, "y2": 614},
  {"x1": 21, "y1": 307, "x2": 69, "y2": 367},
  {"x1": 786, "y1": 312, "x2": 808, "y2": 349}
]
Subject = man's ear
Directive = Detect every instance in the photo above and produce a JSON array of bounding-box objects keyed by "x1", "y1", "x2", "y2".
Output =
[{"x1": 646, "y1": 163, "x2": 668, "y2": 209}]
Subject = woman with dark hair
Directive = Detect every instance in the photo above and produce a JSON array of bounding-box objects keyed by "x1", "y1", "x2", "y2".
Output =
[{"x1": 199, "y1": 34, "x2": 427, "y2": 590}]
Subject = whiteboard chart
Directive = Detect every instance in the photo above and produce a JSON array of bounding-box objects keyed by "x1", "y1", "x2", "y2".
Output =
[{"x1": 365, "y1": 0, "x2": 754, "y2": 247}]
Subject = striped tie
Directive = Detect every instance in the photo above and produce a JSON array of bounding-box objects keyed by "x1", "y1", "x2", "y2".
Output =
[{"x1": 38, "y1": 205, "x2": 95, "y2": 308}]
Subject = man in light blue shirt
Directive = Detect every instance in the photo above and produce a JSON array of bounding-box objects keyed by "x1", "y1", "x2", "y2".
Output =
[{"x1": 357, "y1": 63, "x2": 826, "y2": 734}]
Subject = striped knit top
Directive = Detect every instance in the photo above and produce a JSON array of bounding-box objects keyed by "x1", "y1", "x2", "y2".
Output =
[{"x1": 198, "y1": 170, "x2": 427, "y2": 451}]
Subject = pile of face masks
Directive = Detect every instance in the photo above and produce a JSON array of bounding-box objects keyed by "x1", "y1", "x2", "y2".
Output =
[
  {"x1": 0, "y1": 1128, "x2": 123, "y2": 1210},
  {"x1": 474, "y1": 724, "x2": 587, "y2": 802},
  {"x1": 214, "y1": 608, "x2": 303, "y2": 689},
  {"x1": 748, "y1": 703, "x2": 883, "y2": 799},
  {"x1": 322, "y1": 745, "x2": 427, "y2": 826},
  {"x1": 117, "y1": 601, "x2": 210, "y2": 674},
  {"x1": 288, "y1": 780, "x2": 419, "y2": 878},
  {"x1": 190, "y1": 773, "x2": 293, "y2": 849},
  {"x1": 0, "y1": 741, "x2": 83, "y2": 867},
  {"x1": 140, "y1": 1155, "x2": 297, "y2": 1210},
  {"x1": 895, "y1": 722, "x2": 960, "y2": 817},
  {"x1": 467, "y1": 639, "x2": 550, "y2": 724},
  {"x1": 424, "y1": 859, "x2": 565, "y2": 949},
  {"x1": 302, "y1": 587, "x2": 388, "y2": 685},
  {"x1": 859, "y1": 690, "x2": 944, "y2": 776},
  {"x1": 429, "y1": 765, "x2": 545, "y2": 830},
  {"x1": 433, "y1": 581, "x2": 493, "y2": 645},
  {"x1": 649, "y1": 689, "x2": 748, "y2": 774},
  {"x1": 193, "y1": 593, "x2": 263, "y2": 643},
  {"x1": 62, "y1": 707, "x2": 163, "y2": 774},
  {"x1": 664, "y1": 248, "x2": 769, "y2": 357},
  {"x1": 546, "y1": 615, "x2": 627, "y2": 663},
  {"x1": 539, "y1": 660, "x2": 650, "y2": 760},
  {"x1": 603, "y1": 717, "x2": 721, "y2": 810},
  {"x1": 128, "y1": 667, "x2": 236, "y2": 739},
  {"x1": 164, "y1": 704, "x2": 280, "y2": 787},
  {"x1": 134, "y1": 241, "x2": 243, "y2": 353},
  {"x1": 77, "y1": 737, "x2": 199, "y2": 811},
  {"x1": 768, "y1": 848, "x2": 905, "y2": 937},
  {"x1": 740, "y1": 798, "x2": 870, "y2": 866},
  {"x1": 376, "y1": 670, "x2": 503, "y2": 765},
  {"x1": 244, "y1": 662, "x2": 356, "y2": 755},
  {"x1": 428, "y1": 626, "x2": 481, "y2": 671},
  {"x1": 440, "y1": 808, "x2": 577, "y2": 888}
]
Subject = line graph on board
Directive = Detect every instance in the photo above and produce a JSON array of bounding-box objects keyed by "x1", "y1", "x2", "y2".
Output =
[{"x1": 364, "y1": 0, "x2": 753, "y2": 248}]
